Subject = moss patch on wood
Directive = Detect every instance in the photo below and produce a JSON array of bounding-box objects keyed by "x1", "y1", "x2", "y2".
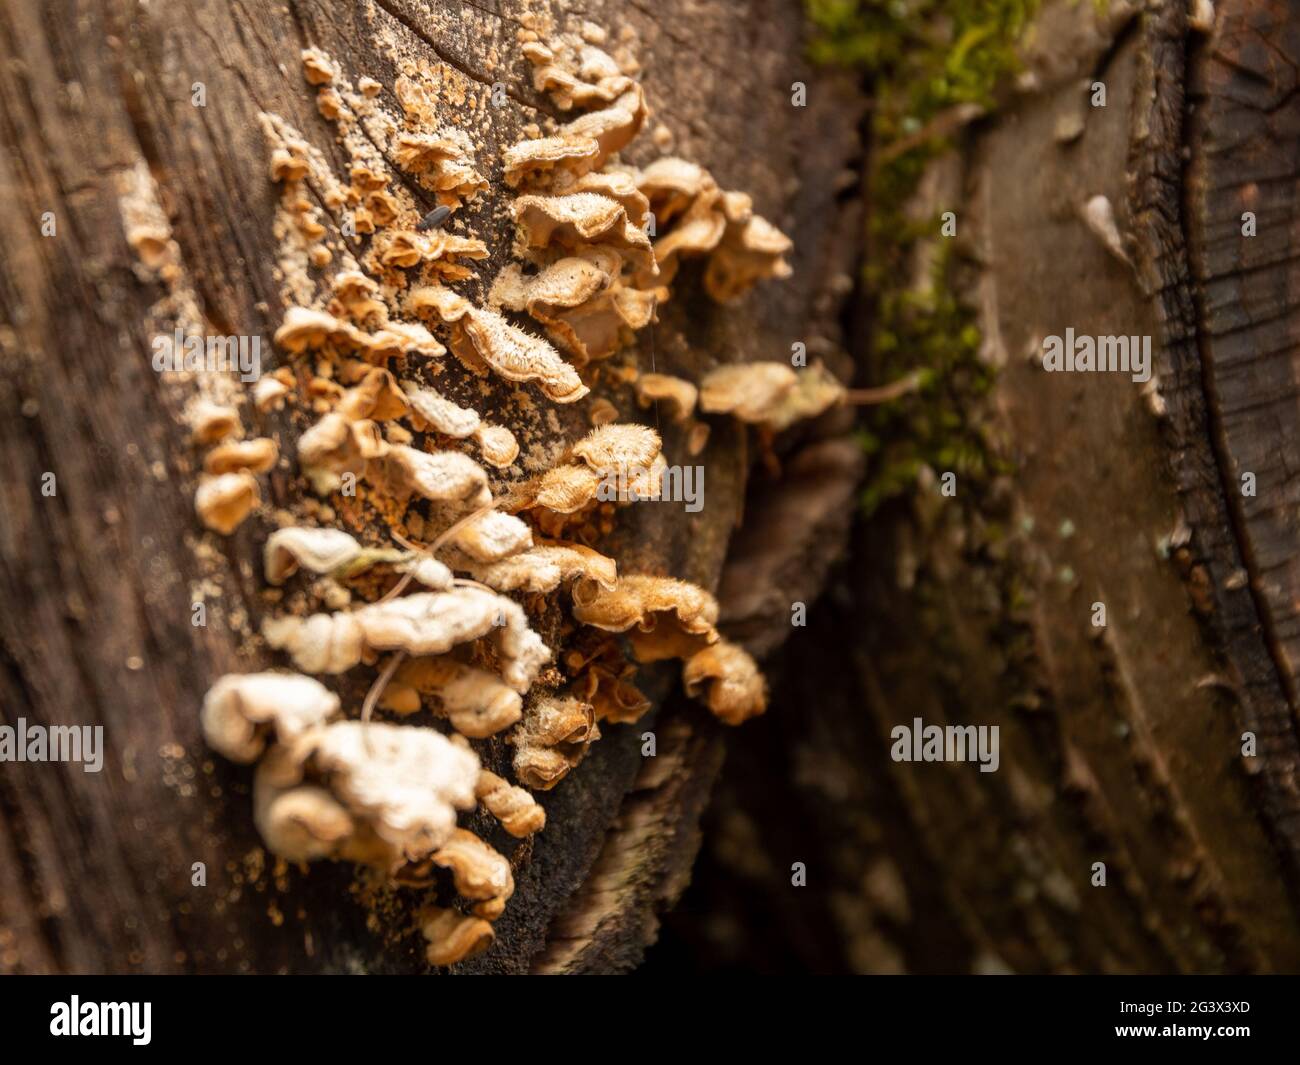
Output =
[{"x1": 807, "y1": 0, "x2": 1037, "y2": 514}]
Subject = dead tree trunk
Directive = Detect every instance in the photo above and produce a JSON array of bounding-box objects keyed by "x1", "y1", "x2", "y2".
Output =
[
  {"x1": 0, "y1": 0, "x2": 864, "y2": 973},
  {"x1": 12, "y1": 0, "x2": 1292, "y2": 979},
  {"x1": 655, "y1": 0, "x2": 1300, "y2": 974}
]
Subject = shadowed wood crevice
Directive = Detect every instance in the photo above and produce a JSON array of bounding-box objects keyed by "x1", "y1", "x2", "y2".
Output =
[{"x1": 529, "y1": 715, "x2": 725, "y2": 974}]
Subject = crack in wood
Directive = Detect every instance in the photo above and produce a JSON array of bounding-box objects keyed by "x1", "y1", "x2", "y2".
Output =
[{"x1": 371, "y1": 0, "x2": 556, "y2": 116}]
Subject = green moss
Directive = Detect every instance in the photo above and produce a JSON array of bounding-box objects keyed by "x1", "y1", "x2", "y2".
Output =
[
  {"x1": 807, "y1": 0, "x2": 1037, "y2": 120},
  {"x1": 857, "y1": 240, "x2": 1004, "y2": 515},
  {"x1": 806, "y1": 0, "x2": 1036, "y2": 515}
]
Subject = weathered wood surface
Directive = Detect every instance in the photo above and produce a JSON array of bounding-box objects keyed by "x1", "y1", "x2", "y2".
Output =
[
  {"x1": 654, "y1": 0, "x2": 1300, "y2": 974},
  {"x1": 0, "y1": 0, "x2": 866, "y2": 973}
]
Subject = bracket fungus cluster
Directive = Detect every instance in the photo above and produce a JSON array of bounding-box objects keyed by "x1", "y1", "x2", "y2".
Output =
[
  {"x1": 633, "y1": 157, "x2": 793, "y2": 304},
  {"x1": 189, "y1": 27, "x2": 843, "y2": 968},
  {"x1": 189, "y1": 400, "x2": 280, "y2": 534},
  {"x1": 510, "y1": 423, "x2": 666, "y2": 515},
  {"x1": 700, "y1": 360, "x2": 847, "y2": 432}
]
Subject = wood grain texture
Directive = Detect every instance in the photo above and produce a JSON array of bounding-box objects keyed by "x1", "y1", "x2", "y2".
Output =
[
  {"x1": 1181, "y1": 0, "x2": 1300, "y2": 855},
  {"x1": 654, "y1": 0, "x2": 1300, "y2": 974}
]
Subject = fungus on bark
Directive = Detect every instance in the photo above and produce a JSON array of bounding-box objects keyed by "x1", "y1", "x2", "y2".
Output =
[
  {"x1": 263, "y1": 527, "x2": 392, "y2": 585},
  {"x1": 489, "y1": 248, "x2": 655, "y2": 366},
  {"x1": 195, "y1": 471, "x2": 259, "y2": 535},
  {"x1": 391, "y1": 127, "x2": 487, "y2": 207},
  {"x1": 192, "y1": 25, "x2": 801, "y2": 965},
  {"x1": 246, "y1": 721, "x2": 480, "y2": 872},
  {"x1": 187, "y1": 399, "x2": 241, "y2": 444},
  {"x1": 512, "y1": 192, "x2": 654, "y2": 272},
  {"x1": 377, "y1": 446, "x2": 492, "y2": 508},
  {"x1": 635, "y1": 373, "x2": 698, "y2": 423},
  {"x1": 571, "y1": 574, "x2": 720, "y2": 662},
  {"x1": 521, "y1": 37, "x2": 632, "y2": 109},
  {"x1": 630, "y1": 157, "x2": 792, "y2": 303},
  {"x1": 452, "y1": 541, "x2": 617, "y2": 594},
  {"x1": 254, "y1": 782, "x2": 355, "y2": 863},
  {"x1": 201, "y1": 671, "x2": 341, "y2": 764},
  {"x1": 401, "y1": 382, "x2": 520, "y2": 469},
  {"x1": 204, "y1": 437, "x2": 278, "y2": 475},
  {"x1": 419, "y1": 906, "x2": 494, "y2": 967},
  {"x1": 381, "y1": 657, "x2": 523, "y2": 738},
  {"x1": 409, "y1": 285, "x2": 589, "y2": 403},
  {"x1": 510, "y1": 694, "x2": 600, "y2": 791},
  {"x1": 699, "y1": 361, "x2": 847, "y2": 430},
  {"x1": 682, "y1": 640, "x2": 769, "y2": 725},
  {"x1": 475, "y1": 769, "x2": 546, "y2": 837},
  {"x1": 263, "y1": 588, "x2": 550, "y2": 692},
  {"x1": 431, "y1": 828, "x2": 515, "y2": 920},
  {"x1": 513, "y1": 424, "x2": 664, "y2": 515}
]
